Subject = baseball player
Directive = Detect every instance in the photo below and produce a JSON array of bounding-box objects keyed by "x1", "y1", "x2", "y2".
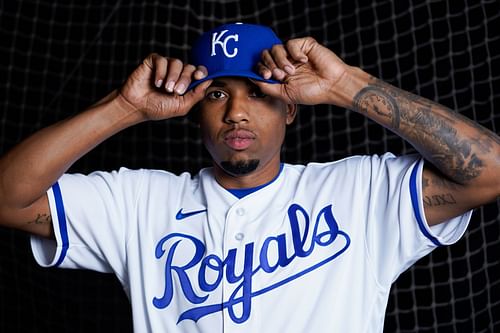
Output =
[{"x1": 0, "y1": 23, "x2": 499, "y2": 332}]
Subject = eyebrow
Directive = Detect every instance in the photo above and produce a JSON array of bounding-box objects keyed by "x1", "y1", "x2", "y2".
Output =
[
  {"x1": 209, "y1": 78, "x2": 256, "y2": 88},
  {"x1": 210, "y1": 80, "x2": 227, "y2": 88}
]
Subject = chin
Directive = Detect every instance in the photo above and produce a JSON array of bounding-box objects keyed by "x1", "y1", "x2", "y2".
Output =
[{"x1": 220, "y1": 159, "x2": 260, "y2": 175}]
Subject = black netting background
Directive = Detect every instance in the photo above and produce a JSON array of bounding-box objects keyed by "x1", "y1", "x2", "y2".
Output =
[{"x1": 1, "y1": 0, "x2": 499, "y2": 332}]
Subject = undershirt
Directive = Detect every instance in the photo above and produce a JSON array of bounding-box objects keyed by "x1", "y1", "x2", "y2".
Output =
[{"x1": 226, "y1": 163, "x2": 284, "y2": 198}]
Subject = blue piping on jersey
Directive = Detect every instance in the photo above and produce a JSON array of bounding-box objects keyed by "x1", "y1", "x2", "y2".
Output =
[
  {"x1": 52, "y1": 182, "x2": 70, "y2": 266},
  {"x1": 409, "y1": 162, "x2": 442, "y2": 246},
  {"x1": 227, "y1": 163, "x2": 284, "y2": 199}
]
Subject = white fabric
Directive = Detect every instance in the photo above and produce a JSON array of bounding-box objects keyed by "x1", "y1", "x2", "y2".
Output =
[{"x1": 31, "y1": 153, "x2": 471, "y2": 333}]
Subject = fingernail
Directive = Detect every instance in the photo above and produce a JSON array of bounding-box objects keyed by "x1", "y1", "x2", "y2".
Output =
[
  {"x1": 156, "y1": 79, "x2": 163, "y2": 88},
  {"x1": 196, "y1": 70, "x2": 206, "y2": 79},
  {"x1": 175, "y1": 83, "x2": 185, "y2": 94},
  {"x1": 166, "y1": 81, "x2": 175, "y2": 92},
  {"x1": 284, "y1": 65, "x2": 295, "y2": 74},
  {"x1": 272, "y1": 68, "x2": 285, "y2": 80}
]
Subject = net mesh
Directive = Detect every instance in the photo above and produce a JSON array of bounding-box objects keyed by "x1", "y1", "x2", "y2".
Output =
[{"x1": 1, "y1": 0, "x2": 499, "y2": 332}]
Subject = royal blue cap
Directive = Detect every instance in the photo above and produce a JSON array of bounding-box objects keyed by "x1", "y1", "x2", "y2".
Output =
[{"x1": 188, "y1": 23, "x2": 282, "y2": 90}]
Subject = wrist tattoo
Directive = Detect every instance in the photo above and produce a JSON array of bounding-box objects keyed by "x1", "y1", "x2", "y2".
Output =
[{"x1": 353, "y1": 84, "x2": 401, "y2": 129}]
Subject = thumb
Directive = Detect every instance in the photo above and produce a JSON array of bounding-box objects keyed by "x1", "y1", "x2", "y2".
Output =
[
  {"x1": 182, "y1": 79, "x2": 213, "y2": 105},
  {"x1": 250, "y1": 79, "x2": 286, "y2": 101}
]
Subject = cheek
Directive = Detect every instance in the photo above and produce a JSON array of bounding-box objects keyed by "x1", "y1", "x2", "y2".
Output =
[
  {"x1": 258, "y1": 114, "x2": 287, "y2": 145},
  {"x1": 199, "y1": 107, "x2": 218, "y2": 133},
  {"x1": 199, "y1": 123, "x2": 227, "y2": 162},
  {"x1": 200, "y1": 123, "x2": 217, "y2": 148}
]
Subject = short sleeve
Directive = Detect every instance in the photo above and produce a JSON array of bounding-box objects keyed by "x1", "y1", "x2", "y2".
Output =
[
  {"x1": 30, "y1": 168, "x2": 146, "y2": 280},
  {"x1": 364, "y1": 154, "x2": 472, "y2": 286}
]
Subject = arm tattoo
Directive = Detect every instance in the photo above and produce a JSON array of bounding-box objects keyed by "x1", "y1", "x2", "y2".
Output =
[
  {"x1": 422, "y1": 173, "x2": 458, "y2": 208},
  {"x1": 353, "y1": 78, "x2": 498, "y2": 184},
  {"x1": 27, "y1": 213, "x2": 52, "y2": 226},
  {"x1": 352, "y1": 85, "x2": 401, "y2": 129},
  {"x1": 423, "y1": 193, "x2": 457, "y2": 208}
]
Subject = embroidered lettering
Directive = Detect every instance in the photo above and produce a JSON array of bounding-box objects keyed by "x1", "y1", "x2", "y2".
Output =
[
  {"x1": 153, "y1": 203, "x2": 350, "y2": 324},
  {"x1": 211, "y1": 30, "x2": 239, "y2": 58}
]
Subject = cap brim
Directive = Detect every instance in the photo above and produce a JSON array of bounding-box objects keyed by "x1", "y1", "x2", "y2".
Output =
[{"x1": 187, "y1": 70, "x2": 280, "y2": 91}]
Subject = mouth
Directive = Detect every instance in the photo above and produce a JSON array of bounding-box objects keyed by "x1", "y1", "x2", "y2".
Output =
[{"x1": 224, "y1": 129, "x2": 256, "y2": 150}]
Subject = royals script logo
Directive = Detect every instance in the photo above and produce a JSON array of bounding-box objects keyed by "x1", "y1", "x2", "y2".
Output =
[
  {"x1": 211, "y1": 29, "x2": 239, "y2": 58},
  {"x1": 152, "y1": 203, "x2": 351, "y2": 324}
]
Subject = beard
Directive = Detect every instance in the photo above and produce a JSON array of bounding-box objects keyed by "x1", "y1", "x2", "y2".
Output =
[{"x1": 220, "y1": 159, "x2": 260, "y2": 175}]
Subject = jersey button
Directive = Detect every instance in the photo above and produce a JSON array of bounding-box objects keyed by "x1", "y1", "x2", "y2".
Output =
[
  {"x1": 235, "y1": 232, "x2": 244, "y2": 241},
  {"x1": 236, "y1": 208, "x2": 246, "y2": 216}
]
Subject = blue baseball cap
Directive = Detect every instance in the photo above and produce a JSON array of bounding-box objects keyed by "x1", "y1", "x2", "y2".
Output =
[{"x1": 188, "y1": 23, "x2": 282, "y2": 90}]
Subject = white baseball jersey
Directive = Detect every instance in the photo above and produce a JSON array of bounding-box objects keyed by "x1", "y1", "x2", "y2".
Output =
[{"x1": 31, "y1": 153, "x2": 471, "y2": 332}]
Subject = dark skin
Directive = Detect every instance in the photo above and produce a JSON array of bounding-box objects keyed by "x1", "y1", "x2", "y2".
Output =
[
  {"x1": 254, "y1": 37, "x2": 499, "y2": 225},
  {"x1": 198, "y1": 78, "x2": 296, "y2": 189},
  {"x1": 349, "y1": 78, "x2": 499, "y2": 222},
  {"x1": 0, "y1": 37, "x2": 498, "y2": 240}
]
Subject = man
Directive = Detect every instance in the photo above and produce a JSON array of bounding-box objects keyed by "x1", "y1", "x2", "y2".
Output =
[{"x1": 0, "y1": 23, "x2": 498, "y2": 332}]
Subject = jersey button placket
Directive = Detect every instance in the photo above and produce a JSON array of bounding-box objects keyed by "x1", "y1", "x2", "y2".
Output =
[
  {"x1": 236, "y1": 207, "x2": 245, "y2": 216},
  {"x1": 234, "y1": 207, "x2": 246, "y2": 241},
  {"x1": 223, "y1": 204, "x2": 248, "y2": 330}
]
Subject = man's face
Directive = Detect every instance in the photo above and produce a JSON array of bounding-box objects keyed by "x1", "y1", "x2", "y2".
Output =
[{"x1": 198, "y1": 77, "x2": 296, "y2": 179}]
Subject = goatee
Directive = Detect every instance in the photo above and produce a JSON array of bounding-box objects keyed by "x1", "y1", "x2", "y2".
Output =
[{"x1": 220, "y1": 159, "x2": 260, "y2": 175}]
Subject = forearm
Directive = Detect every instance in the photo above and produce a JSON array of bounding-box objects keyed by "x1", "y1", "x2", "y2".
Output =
[
  {"x1": 340, "y1": 67, "x2": 500, "y2": 192},
  {"x1": 0, "y1": 91, "x2": 144, "y2": 210}
]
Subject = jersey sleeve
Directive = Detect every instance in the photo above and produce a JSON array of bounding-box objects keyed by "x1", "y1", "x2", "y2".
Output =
[
  {"x1": 363, "y1": 154, "x2": 472, "y2": 286},
  {"x1": 30, "y1": 168, "x2": 147, "y2": 281}
]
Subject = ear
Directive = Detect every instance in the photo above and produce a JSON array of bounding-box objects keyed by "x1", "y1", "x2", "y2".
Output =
[{"x1": 285, "y1": 103, "x2": 297, "y2": 125}]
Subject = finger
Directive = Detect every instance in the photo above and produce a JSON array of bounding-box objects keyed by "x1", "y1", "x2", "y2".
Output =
[
  {"x1": 193, "y1": 65, "x2": 208, "y2": 81},
  {"x1": 285, "y1": 38, "x2": 310, "y2": 63},
  {"x1": 150, "y1": 54, "x2": 169, "y2": 88},
  {"x1": 261, "y1": 50, "x2": 285, "y2": 80},
  {"x1": 193, "y1": 78, "x2": 212, "y2": 95},
  {"x1": 183, "y1": 79, "x2": 213, "y2": 105},
  {"x1": 164, "y1": 58, "x2": 184, "y2": 93},
  {"x1": 174, "y1": 64, "x2": 197, "y2": 95},
  {"x1": 193, "y1": 79, "x2": 213, "y2": 99},
  {"x1": 142, "y1": 53, "x2": 156, "y2": 70},
  {"x1": 249, "y1": 79, "x2": 289, "y2": 103},
  {"x1": 260, "y1": 49, "x2": 286, "y2": 81},
  {"x1": 256, "y1": 61, "x2": 273, "y2": 80},
  {"x1": 269, "y1": 44, "x2": 296, "y2": 75}
]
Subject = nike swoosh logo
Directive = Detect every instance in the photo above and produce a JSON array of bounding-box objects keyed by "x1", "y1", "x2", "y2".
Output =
[{"x1": 176, "y1": 208, "x2": 207, "y2": 220}]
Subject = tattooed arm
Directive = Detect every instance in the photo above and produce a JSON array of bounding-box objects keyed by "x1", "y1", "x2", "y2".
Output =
[
  {"x1": 256, "y1": 37, "x2": 500, "y2": 226},
  {"x1": 351, "y1": 77, "x2": 500, "y2": 225},
  {"x1": 0, "y1": 54, "x2": 210, "y2": 238}
]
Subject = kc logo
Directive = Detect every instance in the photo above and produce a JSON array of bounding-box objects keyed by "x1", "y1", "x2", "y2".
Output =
[{"x1": 211, "y1": 30, "x2": 239, "y2": 58}]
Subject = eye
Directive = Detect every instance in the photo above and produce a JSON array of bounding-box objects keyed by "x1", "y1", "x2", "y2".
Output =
[{"x1": 206, "y1": 90, "x2": 227, "y2": 100}]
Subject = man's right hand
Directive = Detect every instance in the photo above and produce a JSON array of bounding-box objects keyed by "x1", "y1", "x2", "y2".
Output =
[
  {"x1": 0, "y1": 53, "x2": 213, "y2": 237},
  {"x1": 118, "y1": 53, "x2": 212, "y2": 121}
]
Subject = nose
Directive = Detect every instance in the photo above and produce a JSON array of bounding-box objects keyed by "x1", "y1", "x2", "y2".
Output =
[{"x1": 224, "y1": 95, "x2": 249, "y2": 124}]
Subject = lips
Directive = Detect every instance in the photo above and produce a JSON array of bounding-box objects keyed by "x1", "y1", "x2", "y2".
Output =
[{"x1": 224, "y1": 129, "x2": 256, "y2": 150}]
